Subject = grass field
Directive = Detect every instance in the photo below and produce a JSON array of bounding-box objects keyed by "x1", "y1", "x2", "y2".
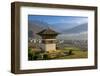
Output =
[
  {"x1": 57, "y1": 47, "x2": 88, "y2": 59},
  {"x1": 28, "y1": 47, "x2": 88, "y2": 60},
  {"x1": 58, "y1": 50, "x2": 88, "y2": 59}
]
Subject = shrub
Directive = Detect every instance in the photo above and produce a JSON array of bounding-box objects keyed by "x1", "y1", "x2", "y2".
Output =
[
  {"x1": 43, "y1": 54, "x2": 49, "y2": 60},
  {"x1": 68, "y1": 50, "x2": 74, "y2": 55},
  {"x1": 28, "y1": 48, "x2": 33, "y2": 60}
]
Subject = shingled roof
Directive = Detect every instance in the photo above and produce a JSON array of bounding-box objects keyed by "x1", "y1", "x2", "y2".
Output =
[{"x1": 37, "y1": 28, "x2": 59, "y2": 35}]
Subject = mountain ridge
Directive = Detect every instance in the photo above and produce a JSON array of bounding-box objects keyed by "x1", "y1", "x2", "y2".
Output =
[{"x1": 28, "y1": 20, "x2": 88, "y2": 40}]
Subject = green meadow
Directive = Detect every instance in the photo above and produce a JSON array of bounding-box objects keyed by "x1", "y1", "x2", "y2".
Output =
[{"x1": 28, "y1": 47, "x2": 88, "y2": 60}]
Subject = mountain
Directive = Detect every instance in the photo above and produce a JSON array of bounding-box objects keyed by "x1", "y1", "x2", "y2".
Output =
[
  {"x1": 57, "y1": 23, "x2": 88, "y2": 40},
  {"x1": 62, "y1": 23, "x2": 88, "y2": 34},
  {"x1": 50, "y1": 23, "x2": 79, "y2": 32},
  {"x1": 57, "y1": 32, "x2": 88, "y2": 40},
  {"x1": 28, "y1": 20, "x2": 57, "y2": 39},
  {"x1": 28, "y1": 20, "x2": 49, "y2": 31},
  {"x1": 28, "y1": 20, "x2": 88, "y2": 40},
  {"x1": 28, "y1": 20, "x2": 47, "y2": 39}
]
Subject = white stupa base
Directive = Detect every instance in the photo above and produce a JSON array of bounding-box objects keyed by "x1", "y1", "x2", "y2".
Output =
[{"x1": 41, "y1": 44, "x2": 56, "y2": 51}]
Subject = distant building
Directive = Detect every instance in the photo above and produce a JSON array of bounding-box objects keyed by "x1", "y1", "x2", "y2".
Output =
[{"x1": 37, "y1": 28, "x2": 59, "y2": 51}]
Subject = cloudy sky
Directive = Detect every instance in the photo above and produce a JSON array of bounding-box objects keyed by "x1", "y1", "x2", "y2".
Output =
[{"x1": 28, "y1": 15, "x2": 88, "y2": 30}]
